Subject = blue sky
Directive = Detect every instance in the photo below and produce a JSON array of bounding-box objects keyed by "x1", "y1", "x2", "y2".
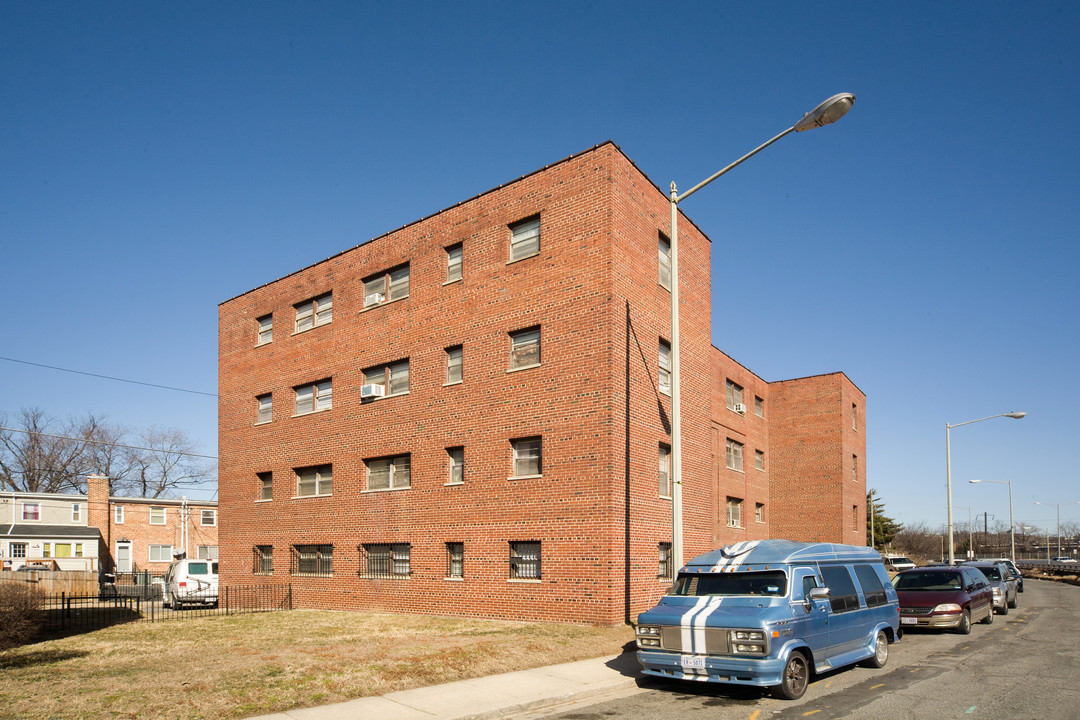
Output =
[{"x1": 2, "y1": 2, "x2": 1077, "y2": 535}]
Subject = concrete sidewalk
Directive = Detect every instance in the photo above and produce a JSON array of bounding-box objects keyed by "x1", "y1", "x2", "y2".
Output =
[{"x1": 245, "y1": 652, "x2": 644, "y2": 720}]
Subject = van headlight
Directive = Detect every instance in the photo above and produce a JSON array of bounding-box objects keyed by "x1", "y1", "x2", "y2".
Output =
[
  {"x1": 728, "y1": 629, "x2": 767, "y2": 656},
  {"x1": 636, "y1": 626, "x2": 662, "y2": 648}
]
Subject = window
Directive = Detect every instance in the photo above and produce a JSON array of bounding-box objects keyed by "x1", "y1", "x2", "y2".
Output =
[
  {"x1": 296, "y1": 465, "x2": 332, "y2": 497},
  {"x1": 361, "y1": 543, "x2": 411, "y2": 578},
  {"x1": 446, "y1": 542, "x2": 464, "y2": 579},
  {"x1": 294, "y1": 293, "x2": 332, "y2": 332},
  {"x1": 658, "y1": 340, "x2": 671, "y2": 395},
  {"x1": 658, "y1": 233, "x2": 671, "y2": 290},
  {"x1": 72, "y1": 503, "x2": 81, "y2": 522},
  {"x1": 445, "y1": 346, "x2": 463, "y2": 384},
  {"x1": 149, "y1": 544, "x2": 173, "y2": 562},
  {"x1": 509, "y1": 541, "x2": 541, "y2": 580},
  {"x1": 755, "y1": 449, "x2": 765, "y2": 471},
  {"x1": 114, "y1": 505, "x2": 124, "y2": 524},
  {"x1": 367, "y1": 455, "x2": 411, "y2": 491},
  {"x1": 512, "y1": 437, "x2": 542, "y2": 478},
  {"x1": 258, "y1": 472, "x2": 273, "y2": 501},
  {"x1": 854, "y1": 564, "x2": 888, "y2": 608},
  {"x1": 291, "y1": 544, "x2": 333, "y2": 576},
  {"x1": 509, "y1": 216, "x2": 540, "y2": 261},
  {"x1": 726, "y1": 439, "x2": 744, "y2": 472},
  {"x1": 149, "y1": 507, "x2": 166, "y2": 525},
  {"x1": 726, "y1": 497, "x2": 743, "y2": 528},
  {"x1": 658, "y1": 542, "x2": 672, "y2": 580},
  {"x1": 294, "y1": 379, "x2": 332, "y2": 415},
  {"x1": 364, "y1": 265, "x2": 410, "y2": 307},
  {"x1": 257, "y1": 393, "x2": 272, "y2": 424},
  {"x1": 257, "y1": 314, "x2": 273, "y2": 345},
  {"x1": 509, "y1": 327, "x2": 540, "y2": 370},
  {"x1": 755, "y1": 503, "x2": 765, "y2": 523},
  {"x1": 754, "y1": 396, "x2": 764, "y2": 417},
  {"x1": 852, "y1": 454, "x2": 858, "y2": 483},
  {"x1": 364, "y1": 360, "x2": 409, "y2": 396},
  {"x1": 201, "y1": 509, "x2": 217, "y2": 526},
  {"x1": 659, "y1": 444, "x2": 671, "y2": 498},
  {"x1": 10, "y1": 543, "x2": 27, "y2": 558},
  {"x1": 853, "y1": 504, "x2": 859, "y2": 529},
  {"x1": 820, "y1": 565, "x2": 860, "y2": 613},
  {"x1": 446, "y1": 243, "x2": 463, "y2": 282},
  {"x1": 853, "y1": 403, "x2": 858, "y2": 430},
  {"x1": 253, "y1": 546, "x2": 273, "y2": 574},
  {"x1": 197, "y1": 545, "x2": 219, "y2": 560},
  {"x1": 447, "y1": 447, "x2": 464, "y2": 485},
  {"x1": 725, "y1": 380, "x2": 744, "y2": 411},
  {"x1": 21, "y1": 503, "x2": 40, "y2": 521}
]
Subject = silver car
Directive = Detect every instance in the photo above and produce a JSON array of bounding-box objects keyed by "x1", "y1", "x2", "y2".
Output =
[{"x1": 963, "y1": 561, "x2": 1018, "y2": 614}]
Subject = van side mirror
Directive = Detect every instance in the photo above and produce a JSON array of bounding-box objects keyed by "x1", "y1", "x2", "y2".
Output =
[{"x1": 808, "y1": 586, "x2": 831, "y2": 600}]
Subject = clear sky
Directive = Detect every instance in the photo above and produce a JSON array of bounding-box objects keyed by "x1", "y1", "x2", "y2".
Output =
[{"x1": 2, "y1": 2, "x2": 1077, "y2": 535}]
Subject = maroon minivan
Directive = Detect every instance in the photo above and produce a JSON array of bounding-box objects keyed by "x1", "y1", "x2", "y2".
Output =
[{"x1": 892, "y1": 566, "x2": 994, "y2": 634}]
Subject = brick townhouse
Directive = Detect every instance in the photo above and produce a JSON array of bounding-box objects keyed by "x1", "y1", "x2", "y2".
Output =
[
  {"x1": 1, "y1": 475, "x2": 219, "y2": 575},
  {"x1": 217, "y1": 141, "x2": 865, "y2": 625}
]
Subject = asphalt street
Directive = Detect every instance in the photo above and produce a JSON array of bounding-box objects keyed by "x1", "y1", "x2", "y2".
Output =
[{"x1": 526, "y1": 577, "x2": 1079, "y2": 720}]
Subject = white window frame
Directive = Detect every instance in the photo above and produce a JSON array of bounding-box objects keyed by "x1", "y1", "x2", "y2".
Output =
[
  {"x1": 257, "y1": 314, "x2": 273, "y2": 345},
  {"x1": 725, "y1": 379, "x2": 744, "y2": 411},
  {"x1": 446, "y1": 243, "x2": 463, "y2": 283},
  {"x1": 445, "y1": 346, "x2": 463, "y2": 385},
  {"x1": 294, "y1": 293, "x2": 332, "y2": 333},
  {"x1": 148, "y1": 544, "x2": 173, "y2": 563},
  {"x1": 201, "y1": 509, "x2": 217, "y2": 526},
  {"x1": 447, "y1": 447, "x2": 464, "y2": 485},
  {"x1": 726, "y1": 497, "x2": 743, "y2": 528},
  {"x1": 296, "y1": 465, "x2": 332, "y2": 498},
  {"x1": 257, "y1": 393, "x2": 272, "y2": 424},
  {"x1": 149, "y1": 506, "x2": 166, "y2": 525},
  {"x1": 659, "y1": 340, "x2": 671, "y2": 395},
  {"x1": 258, "y1": 472, "x2": 273, "y2": 501},
  {"x1": 197, "y1": 545, "x2": 219, "y2": 560},
  {"x1": 509, "y1": 216, "x2": 541, "y2": 262},
  {"x1": 114, "y1": 505, "x2": 125, "y2": 524},
  {"x1": 511, "y1": 437, "x2": 542, "y2": 478},
  {"x1": 509, "y1": 328, "x2": 541, "y2": 370},
  {"x1": 294, "y1": 379, "x2": 332, "y2": 415},
  {"x1": 726, "y1": 438, "x2": 744, "y2": 472},
  {"x1": 21, "y1": 503, "x2": 40, "y2": 522},
  {"x1": 659, "y1": 444, "x2": 671, "y2": 499},
  {"x1": 10, "y1": 542, "x2": 27, "y2": 559},
  {"x1": 659, "y1": 233, "x2": 671, "y2": 290},
  {"x1": 366, "y1": 455, "x2": 411, "y2": 492},
  {"x1": 72, "y1": 503, "x2": 81, "y2": 522}
]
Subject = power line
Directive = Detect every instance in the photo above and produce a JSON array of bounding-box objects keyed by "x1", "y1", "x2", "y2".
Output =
[
  {"x1": 0, "y1": 356, "x2": 218, "y2": 398},
  {"x1": 0, "y1": 426, "x2": 218, "y2": 460}
]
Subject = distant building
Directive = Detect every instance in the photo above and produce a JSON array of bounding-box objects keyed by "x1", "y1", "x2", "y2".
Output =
[
  {"x1": 1, "y1": 475, "x2": 218, "y2": 574},
  {"x1": 217, "y1": 142, "x2": 866, "y2": 624}
]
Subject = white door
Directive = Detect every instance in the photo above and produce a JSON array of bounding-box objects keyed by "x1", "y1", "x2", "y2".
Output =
[{"x1": 116, "y1": 541, "x2": 132, "y2": 573}]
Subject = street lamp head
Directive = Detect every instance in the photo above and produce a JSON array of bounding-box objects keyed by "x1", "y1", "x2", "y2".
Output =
[
  {"x1": 969, "y1": 479, "x2": 982, "y2": 484},
  {"x1": 1004, "y1": 412, "x2": 1027, "y2": 419},
  {"x1": 794, "y1": 93, "x2": 856, "y2": 132}
]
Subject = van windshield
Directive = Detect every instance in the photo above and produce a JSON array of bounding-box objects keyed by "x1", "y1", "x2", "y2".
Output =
[
  {"x1": 893, "y1": 571, "x2": 960, "y2": 590},
  {"x1": 669, "y1": 571, "x2": 787, "y2": 597}
]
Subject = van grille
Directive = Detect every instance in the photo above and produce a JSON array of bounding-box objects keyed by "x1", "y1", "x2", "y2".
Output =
[
  {"x1": 659, "y1": 627, "x2": 730, "y2": 654},
  {"x1": 901, "y1": 606, "x2": 935, "y2": 615}
]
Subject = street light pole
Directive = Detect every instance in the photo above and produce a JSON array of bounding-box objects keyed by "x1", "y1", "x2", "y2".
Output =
[
  {"x1": 1034, "y1": 501, "x2": 1080, "y2": 558},
  {"x1": 669, "y1": 93, "x2": 856, "y2": 570},
  {"x1": 945, "y1": 412, "x2": 1026, "y2": 565},
  {"x1": 970, "y1": 479, "x2": 1014, "y2": 562}
]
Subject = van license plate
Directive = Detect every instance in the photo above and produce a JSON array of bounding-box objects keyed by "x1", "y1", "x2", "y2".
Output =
[{"x1": 681, "y1": 655, "x2": 706, "y2": 669}]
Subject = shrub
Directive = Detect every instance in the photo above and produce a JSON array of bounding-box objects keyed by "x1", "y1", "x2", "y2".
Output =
[{"x1": 0, "y1": 581, "x2": 45, "y2": 649}]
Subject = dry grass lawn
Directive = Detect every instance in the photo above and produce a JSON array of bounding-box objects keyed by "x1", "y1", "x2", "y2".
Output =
[{"x1": 0, "y1": 611, "x2": 634, "y2": 720}]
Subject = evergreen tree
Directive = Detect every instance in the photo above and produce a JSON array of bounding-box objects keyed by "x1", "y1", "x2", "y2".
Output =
[{"x1": 867, "y1": 489, "x2": 903, "y2": 548}]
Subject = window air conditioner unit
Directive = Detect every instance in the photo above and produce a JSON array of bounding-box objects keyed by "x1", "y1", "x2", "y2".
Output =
[
  {"x1": 360, "y1": 384, "x2": 385, "y2": 399},
  {"x1": 364, "y1": 293, "x2": 385, "y2": 307},
  {"x1": 733, "y1": 403, "x2": 747, "y2": 414}
]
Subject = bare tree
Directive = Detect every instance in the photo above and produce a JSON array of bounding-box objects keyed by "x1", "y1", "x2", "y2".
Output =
[
  {"x1": 892, "y1": 521, "x2": 947, "y2": 564},
  {"x1": 0, "y1": 408, "x2": 101, "y2": 493},
  {"x1": 119, "y1": 426, "x2": 214, "y2": 499}
]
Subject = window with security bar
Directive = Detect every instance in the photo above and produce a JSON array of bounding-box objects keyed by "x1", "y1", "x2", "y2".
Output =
[
  {"x1": 253, "y1": 546, "x2": 273, "y2": 574},
  {"x1": 361, "y1": 543, "x2": 411, "y2": 578},
  {"x1": 446, "y1": 542, "x2": 464, "y2": 579},
  {"x1": 291, "y1": 544, "x2": 333, "y2": 576},
  {"x1": 509, "y1": 541, "x2": 541, "y2": 580},
  {"x1": 658, "y1": 542, "x2": 672, "y2": 580}
]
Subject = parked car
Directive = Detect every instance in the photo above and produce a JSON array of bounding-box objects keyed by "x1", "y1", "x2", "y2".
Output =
[
  {"x1": 893, "y1": 566, "x2": 994, "y2": 633},
  {"x1": 15, "y1": 563, "x2": 53, "y2": 572},
  {"x1": 1051, "y1": 556, "x2": 1077, "y2": 563},
  {"x1": 993, "y1": 558, "x2": 1024, "y2": 593},
  {"x1": 963, "y1": 561, "x2": 1017, "y2": 614},
  {"x1": 636, "y1": 540, "x2": 900, "y2": 700},
  {"x1": 881, "y1": 555, "x2": 916, "y2": 572},
  {"x1": 162, "y1": 558, "x2": 219, "y2": 609}
]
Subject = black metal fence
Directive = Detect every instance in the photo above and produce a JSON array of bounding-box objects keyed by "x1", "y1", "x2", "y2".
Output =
[{"x1": 37, "y1": 584, "x2": 292, "y2": 636}]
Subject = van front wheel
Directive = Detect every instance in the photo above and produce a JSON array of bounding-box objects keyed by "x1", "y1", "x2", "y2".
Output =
[
  {"x1": 861, "y1": 630, "x2": 889, "y2": 668},
  {"x1": 773, "y1": 651, "x2": 810, "y2": 700}
]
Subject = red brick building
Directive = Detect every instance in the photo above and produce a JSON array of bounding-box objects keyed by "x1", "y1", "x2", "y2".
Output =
[{"x1": 217, "y1": 142, "x2": 865, "y2": 625}]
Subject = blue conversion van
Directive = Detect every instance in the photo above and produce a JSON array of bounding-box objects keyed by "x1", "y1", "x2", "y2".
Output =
[{"x1": 636, "y1": 540, "x2": 900, "y2": 699}]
